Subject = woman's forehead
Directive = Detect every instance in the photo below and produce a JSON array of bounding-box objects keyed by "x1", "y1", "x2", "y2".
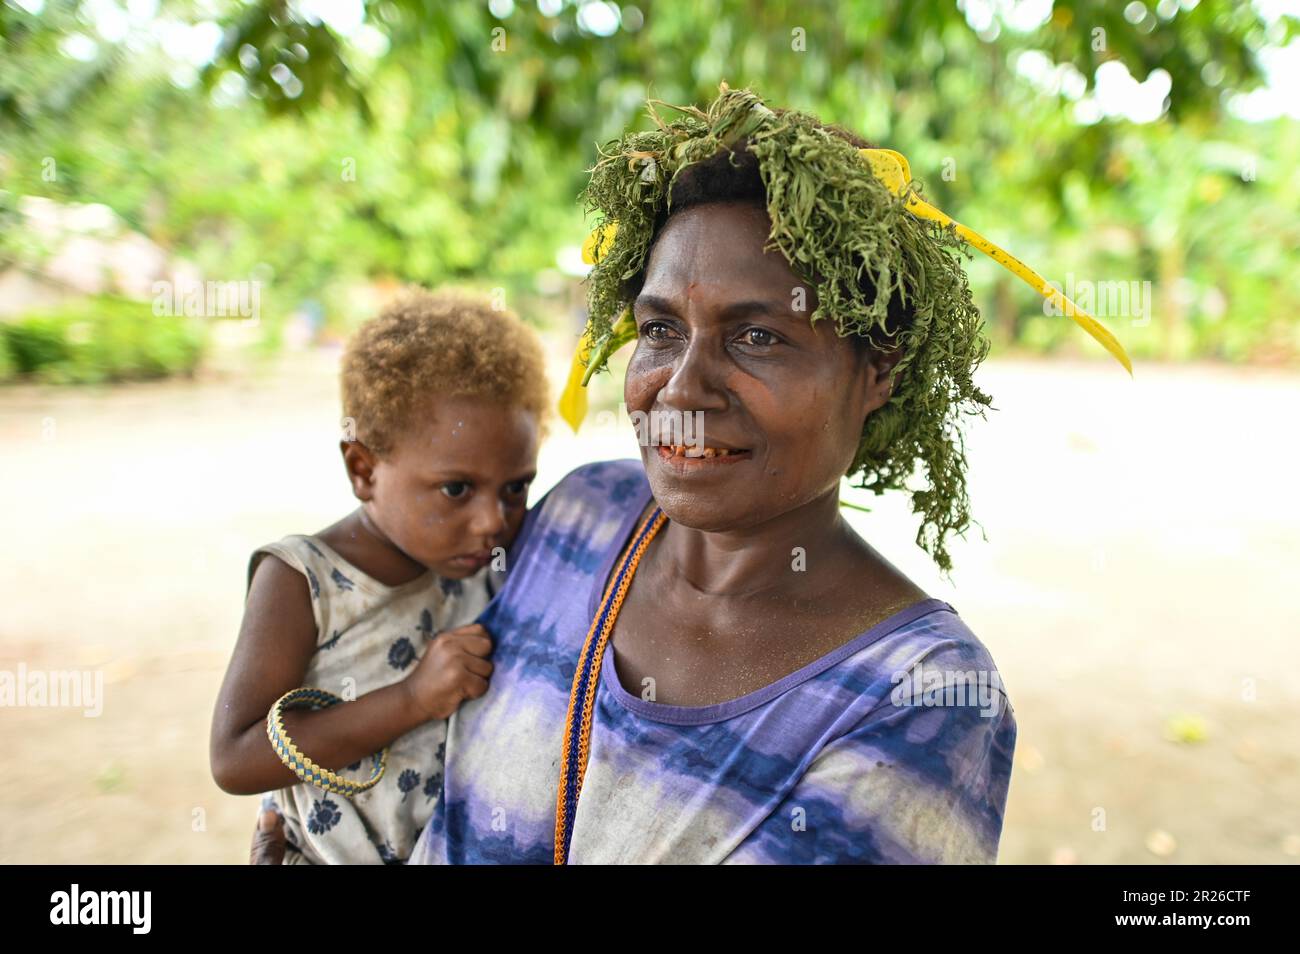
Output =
[{"x1": 641, "y1": 203, "x2": 808, "y2": 302}]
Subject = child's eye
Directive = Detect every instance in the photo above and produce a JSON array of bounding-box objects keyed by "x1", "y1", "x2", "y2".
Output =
[
  {"x1": 441, "y1": 481, "x2": 470, "y2": 499},
  {"x1": 504, "y1": 479, "x2": 530, "y2": 497}
]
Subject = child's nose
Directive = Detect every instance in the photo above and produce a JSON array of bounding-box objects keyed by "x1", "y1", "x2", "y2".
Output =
[{"x1": 468, "y1": 496, "x2": 508, "y2": 540}]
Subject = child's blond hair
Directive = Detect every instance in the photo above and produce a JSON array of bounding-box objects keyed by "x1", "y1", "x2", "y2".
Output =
[{"x1": 341, "y1": 287, "x2": 550, "y2": 456}]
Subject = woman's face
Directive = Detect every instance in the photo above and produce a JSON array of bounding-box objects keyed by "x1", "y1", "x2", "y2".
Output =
[{"x1": 625, "y1": 200, "x2": 899, "y2": 531}]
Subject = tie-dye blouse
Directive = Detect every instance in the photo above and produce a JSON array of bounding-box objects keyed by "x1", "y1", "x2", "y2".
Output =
[{"x1": 408, "y1": 459, "x2": 1016, "y2": 864}]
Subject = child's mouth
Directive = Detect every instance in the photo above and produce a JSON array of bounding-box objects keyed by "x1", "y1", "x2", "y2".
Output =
[{"x1": 449, "y1": 552, "x2": 492, "y2": 570}]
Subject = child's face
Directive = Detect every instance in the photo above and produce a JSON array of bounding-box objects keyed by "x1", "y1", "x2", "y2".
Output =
[{"x1": 352, "y1": 395, "x2": 540, "y2": 579}]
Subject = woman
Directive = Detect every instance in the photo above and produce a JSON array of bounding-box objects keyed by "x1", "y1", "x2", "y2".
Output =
[{"x1": 256, "y1": 85, "x2": 1021, "y2": 863}]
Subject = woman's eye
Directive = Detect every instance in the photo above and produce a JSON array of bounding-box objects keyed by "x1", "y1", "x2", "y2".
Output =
[
  {"x1": 441, "y1": 481, "x2": 469, "y2": 499},
  {"x1": 642, "y1": 320, "x2": 674, "y2": 341},
  {"x1": 740, "y1": 327, "x2": 777, "y2": 347}
]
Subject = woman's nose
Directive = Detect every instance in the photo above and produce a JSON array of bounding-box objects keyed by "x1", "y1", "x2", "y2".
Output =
[{"x1": 658, "y1": 337, "x2": 729, "y2": 414}]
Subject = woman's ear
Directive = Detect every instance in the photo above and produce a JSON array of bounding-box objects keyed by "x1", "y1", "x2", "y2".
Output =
[{"x1": 861, "y1": 346, "x2": 904, "y2": 417}]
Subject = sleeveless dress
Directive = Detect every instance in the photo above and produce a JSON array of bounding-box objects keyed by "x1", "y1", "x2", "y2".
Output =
[{"x1": 246, "y1": 534, "x2": 503, "y2": 864}]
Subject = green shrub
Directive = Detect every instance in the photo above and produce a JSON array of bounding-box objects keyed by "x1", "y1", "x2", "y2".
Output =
[
  {"x1": 0, "y1": 331, "x2": 14, "y2": 382},
  {"x1": 0, "y1": 297, "x2": 208, "y2": 384},
  {"x1": 4, "y1": 316, "x2": 69, "y2": 372}
]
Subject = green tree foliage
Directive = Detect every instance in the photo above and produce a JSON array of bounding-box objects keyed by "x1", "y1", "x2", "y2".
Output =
[{"x1": 1, "y1": 0, "x2": 1296, "y2": 363}]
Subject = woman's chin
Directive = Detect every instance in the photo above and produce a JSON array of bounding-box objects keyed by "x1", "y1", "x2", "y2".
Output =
[{"x1": 645, "y1": 483, "x2": 753, "y2": 532}]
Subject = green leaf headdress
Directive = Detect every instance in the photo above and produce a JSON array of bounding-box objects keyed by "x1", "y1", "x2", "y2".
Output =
[{"x1": 559, "y1": 82, "x2": 1132, "y2": 572}]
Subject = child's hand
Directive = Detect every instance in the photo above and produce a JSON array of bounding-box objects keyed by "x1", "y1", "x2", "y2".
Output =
[{"x1": 403, "y1": 623, "x2": 494, "y2": 721}]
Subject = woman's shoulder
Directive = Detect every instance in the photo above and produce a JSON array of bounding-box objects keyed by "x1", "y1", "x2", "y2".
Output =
[
  {"x1": 547, "y1": 458, "x2": 649, "y2": 506},
  {"x1": 521, "y1": 459, "x2": 650, "y2": 538},
  {"x1": 858, "y1": 600, "x2": 1013, "y2": 715},
  {"x1": 499, "y1": 459, "x2": 651, "y2": 596}
]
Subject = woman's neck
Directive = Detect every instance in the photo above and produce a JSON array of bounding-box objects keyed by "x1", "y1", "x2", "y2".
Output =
[{"x1": 653, "y1": 486, "x2": 863, "y2": 601}]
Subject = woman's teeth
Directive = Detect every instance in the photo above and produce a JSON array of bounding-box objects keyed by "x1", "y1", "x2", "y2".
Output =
[{"x1": 666, "y1": 444, "x2": 742, "y2": 458}]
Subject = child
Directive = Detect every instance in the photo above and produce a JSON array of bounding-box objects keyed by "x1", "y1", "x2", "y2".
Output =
[{"x1": 209, "y1": 287, "x2": 549, "y2": 864}]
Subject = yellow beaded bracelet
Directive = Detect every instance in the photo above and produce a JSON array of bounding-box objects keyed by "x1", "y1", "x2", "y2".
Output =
[{"x1": 265, "y1": 687, "x2": 388, "y2": 798}]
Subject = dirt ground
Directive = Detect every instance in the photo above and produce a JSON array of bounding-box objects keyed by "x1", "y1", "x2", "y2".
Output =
[{"x1": 1, "y1": 342, "x2": 1297, "y2": 864}]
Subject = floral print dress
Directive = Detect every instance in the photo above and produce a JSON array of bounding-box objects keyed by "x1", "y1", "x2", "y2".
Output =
[{"x1": 246, "y1": 534, "x2": 501, "y2": 864}]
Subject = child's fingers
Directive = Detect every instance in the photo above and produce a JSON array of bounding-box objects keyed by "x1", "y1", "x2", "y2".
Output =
[
  {"x1": 435, "y1": 628, "x2": 493, "y2": 658},
  {"x1": 438, "y1": 622, "x2": 491, "y2": 638},
  {"x1": 457, "y1": 672, "x2": 490, "y2": 701},
  {"x1": 249, "y1": 808, "x2": 286, "y2": 865},
  {"x1": 454, "y1": 652, "x2": 493, "y2": 680}
]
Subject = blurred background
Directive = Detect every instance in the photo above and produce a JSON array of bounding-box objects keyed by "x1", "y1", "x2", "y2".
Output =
[{"x1": 1, "y1": 0, "x2": 1297, "y2": 864}]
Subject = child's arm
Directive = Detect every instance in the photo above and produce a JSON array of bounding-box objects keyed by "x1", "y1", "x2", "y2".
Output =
[{"x1": 209, "y1": 553, "x2": 493, "y2": 796}]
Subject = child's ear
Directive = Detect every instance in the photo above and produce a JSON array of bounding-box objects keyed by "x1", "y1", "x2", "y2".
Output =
[{"x1": 340, "y1": 440, "x2": 378, "y2": 501}]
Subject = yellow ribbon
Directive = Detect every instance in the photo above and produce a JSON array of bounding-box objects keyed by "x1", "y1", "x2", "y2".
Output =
[
  {"x1": 859, "y1": 148, "x2": 1133, "y2": 377},
  {"x1": 558, "y1": 148, "x2": 1133, "y2": 431},
  {"x1": 558, "y1": 223, "x2": 632, "y2": 432}
]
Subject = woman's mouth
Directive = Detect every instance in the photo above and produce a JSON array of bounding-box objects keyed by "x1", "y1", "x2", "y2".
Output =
[{"x1": 655, "y1": 444, "x2": 751, "y2": 467}]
